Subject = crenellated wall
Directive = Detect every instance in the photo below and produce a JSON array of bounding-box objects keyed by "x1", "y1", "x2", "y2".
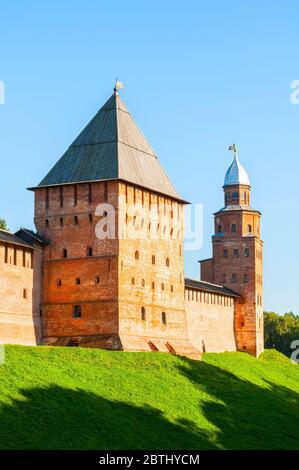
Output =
[
  {"x1": 33, "y1": 180, "x2": 199, "y2": 358},
  {"x1": 117, "y1": 182, "x2": 195, "y2": 355},
  {"x1": 34, "y1": 181, "x2": 120, "y2": 347},
  {"x1": 185, "y1": 287, "x2": 236, "y2": 353},
  {"x1": 0, "y1": 240, "x2": 41, "y2": 345}
]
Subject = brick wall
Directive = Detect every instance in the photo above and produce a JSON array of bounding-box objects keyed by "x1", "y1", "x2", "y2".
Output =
[
  {"x1": 34, "y1": 181, "x2": 120, "y2": 346},
  {"x1": 0, "y1": 241, "x2": 41, "y2": 345},
  {"x1": 33, "y1": 180, "x2": 199, "y2": 358},
  {"x1": 200, "y1": 259, "x2": 213, "y2": 283},
  {"x1": 212, "y1": 207, "x2": 264, "y2": 356},
  {"x1": 185, "y1": 288, "x2": 236, "y2": 352},
  {"x1": 117, "y1": 182, "x2": 194, "y2": 354}
]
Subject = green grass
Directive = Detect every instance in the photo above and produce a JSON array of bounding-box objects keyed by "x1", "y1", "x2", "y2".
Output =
[{"x1": 0, "y1": 345, "x2": 298, "y2": 450}]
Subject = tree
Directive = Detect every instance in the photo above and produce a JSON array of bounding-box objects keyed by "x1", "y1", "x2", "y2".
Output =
[
  {"x1": 264, "y1": 311, "x2": 299, "y2": 358},
  {"x1": 0, "y1": 218, "x2": 8, "y2": 230}
]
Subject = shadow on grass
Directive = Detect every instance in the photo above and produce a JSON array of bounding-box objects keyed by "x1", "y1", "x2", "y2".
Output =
[
  {"x1": 0, "y1": 385, "x2": 215, "y2": 450},
  {"x1": 1, "y1": 357, "x2": 298, "y2": 450},
  {"x1": 176, "y1": 358, "x2": 299, "y2": 450}
]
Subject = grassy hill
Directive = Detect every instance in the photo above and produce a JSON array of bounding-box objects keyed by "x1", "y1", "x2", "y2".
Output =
[{"x1": 0, "y1": 345, "x2": 298, "y2": 450}]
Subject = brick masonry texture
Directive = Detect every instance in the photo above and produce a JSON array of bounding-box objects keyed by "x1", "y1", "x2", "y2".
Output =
[
  {"x1": 0, "y1": 175, "x2": 263, "y2": 358},
  {"x1": 185, "y1": 288, "x2": 236, "y2": 352},
  {"x1": 0, "y1": 91, "x2": 263, "y2": 358},
  {"x1": 200, "y1": 183, "x2": 264, "y2": 357},
  {"x1": 0, "y1": 242, "x2": 41, "y2": 345}
]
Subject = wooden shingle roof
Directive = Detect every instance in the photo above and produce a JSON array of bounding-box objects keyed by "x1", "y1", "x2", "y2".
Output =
[
  {"x1": 185, "y1": 278, "x2": 240, "y2": 297},
  {"x1": 30, "y1": 90, "x2": 184, "y2": 202},
  {"x1": 0, "y1": 229, "x2": 33, "y2": 249}
]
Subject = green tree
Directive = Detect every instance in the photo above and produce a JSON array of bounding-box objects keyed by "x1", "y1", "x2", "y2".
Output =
[
  {"x1": 264, "y1": 311, "x2": 299, "y2": 358},
  {"x1": 0, "y1": 218, "x2": 8, "y2": 230}
]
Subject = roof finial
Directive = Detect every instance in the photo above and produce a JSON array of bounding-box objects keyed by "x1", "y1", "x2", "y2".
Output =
[
  {"x1": 114, "y1": 78, "x2": 124, "y2": 95},
  {"x1": 228, "y1": 143, "x2": 238, "y2": 160}
]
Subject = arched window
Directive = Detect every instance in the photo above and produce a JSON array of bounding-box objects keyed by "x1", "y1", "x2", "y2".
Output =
[
  {"x1": 141, "y1": 306, "x2": 146, "y2": 321},
  {"x1": 4, "y1": 246, "x2": 8, "y2": 263},
  {"x1": 166, "y1": 258, "x2": 170, "y2": 267},
  {"x1": 87, "y1": 247, "x2": 93, "y2": 257},
  {"x1": 89, "y1": 214, "x2": 93, "y2": 223},
  {"x1": 60, "y1": 217, "x2": 64, "y2": 227},
  {"x1": 73, "y1": 305, "x2": 81, "y2": 318},
  {"x1": 233, "y1": 249, "x2": 239, "y2": 258},
  {"x1": 231, "y1": 223, "x2": 237, "y2": 233},
  {"x1": 217, "y1": 225, "x2": 222, "y2": 233},
  {"x1": 95, "y1": 276, "x2": 100, "y2": 284},
  {"x1": 152, "y1": 281, "x2": 155, "y2": 290},
  {"x1": 141, "y1": 279, "x2": 145, "y2": 287},
  {"x1": 232, "y1": 191, "x2": 238, "y2": 202},
  {"x1": 104, "y1": 182, "x2": 108, "y2": 202},
  {"x1": 88, "y1": 183, "x2": 92, "y2": 203},
  {"x1": 135, "y1": 250, "x2": 139, "y2": 260},
  {"x1": 243, "y1": 274, "x2": 249, "y2": 283},
  {"x1": 131, "y1": 277, "x2": 135, "y2": 285},
  {"x1": 248, "y1": 224, "x2": 252, "y2": 233},
  {"x1": 231, "y1": 273, "x2": 237, "y2": 283},
  {"x1": 60, "y1": 186, "x2": 64, "y2": 207},
  {"x1": 161, "y1": 282, "x2": 165, "y2": 290},
  {"x1": 45, "y1": 219, "x2": 49, "y2": 227},
  {"x1": 170, "y1": 285, "x2": 174, "y2": 292},
  {"x1": 244, "y1": 248, "x2": 250, "y2": 257},
  {"x1": 62, "y1": 248, "x2": 68, "y2": 259},
  {"x1": 152, "y1": 255, "x2": 155, "y2": 265},
  {"x1": 223, "y1": 249, "x2": 228, "y2": 258},
  {"x1": 74, "y1": 185, "x2": 78, "y2": 206},
  {"x1": 75, "y1": 278, "x2": 81, "y2": 285},
  {"x1": 74, "y1": 215, "x2": 78, "y2": 225},
  {"x1": 161, "y1": 312, "x2": 166, "y2": 325},
  {"x1": 45, "y1": 187, "x2": 49, "y2": 208},
  {"x1": 57, "y1": 279, "x2": 62, "y2": 287},
  {"x1": 225, "y1": 192, "x2": 230, "y2": 204}
]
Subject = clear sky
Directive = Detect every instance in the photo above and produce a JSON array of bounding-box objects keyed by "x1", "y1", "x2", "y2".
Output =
[{"x1": 0, "y1": 0, "x2": 298, "y2": 314}]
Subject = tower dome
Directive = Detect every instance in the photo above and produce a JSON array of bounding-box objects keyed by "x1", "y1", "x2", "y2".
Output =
[{"x1": 224, "y1": 148, "x2": 250, "y2": 187}]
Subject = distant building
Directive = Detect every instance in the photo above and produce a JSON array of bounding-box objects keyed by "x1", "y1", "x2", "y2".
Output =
[{"x1": 0, "y1": 87, "x2": 263, "y2": 358}]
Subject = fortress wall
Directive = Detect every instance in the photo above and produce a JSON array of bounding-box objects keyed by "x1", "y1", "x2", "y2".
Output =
[
  {"x1": 117, "y1": 183, "x2": 199, "y2": 358},
  {"x1": 34, "y1": 182, "x2": 120, "y2": 346},
  {"x1": 0, "y1": 242, "x2": 41, "y2": 345},
  {"x1": 185, "y1": 288, "x2": 236, "y2": 353}
]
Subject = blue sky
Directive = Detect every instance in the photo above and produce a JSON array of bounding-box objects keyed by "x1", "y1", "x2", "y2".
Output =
[{"x1": 0, "y1": 0, "x2": 298, "y2": 314}]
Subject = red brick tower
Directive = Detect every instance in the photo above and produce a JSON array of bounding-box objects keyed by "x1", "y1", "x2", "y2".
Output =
[
  {"x1": 29, "y1": 86, "x2": 198, "y2": 358},
  {"x1": 200, "y1": 145, "x2": 264, "y2": 356}
]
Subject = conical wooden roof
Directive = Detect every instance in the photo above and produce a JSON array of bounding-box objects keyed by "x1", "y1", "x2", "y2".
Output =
[{"x1": 32, "y1": 90, "x2": 183, "y2": 201}]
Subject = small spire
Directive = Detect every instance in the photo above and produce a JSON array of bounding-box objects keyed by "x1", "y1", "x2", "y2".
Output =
[
  {"x1": 228, "y1": 143, "x2": 238, "y2": 158},
  {"x1": 114, "y1": 78, "x2": 124, "y2": 95}
]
